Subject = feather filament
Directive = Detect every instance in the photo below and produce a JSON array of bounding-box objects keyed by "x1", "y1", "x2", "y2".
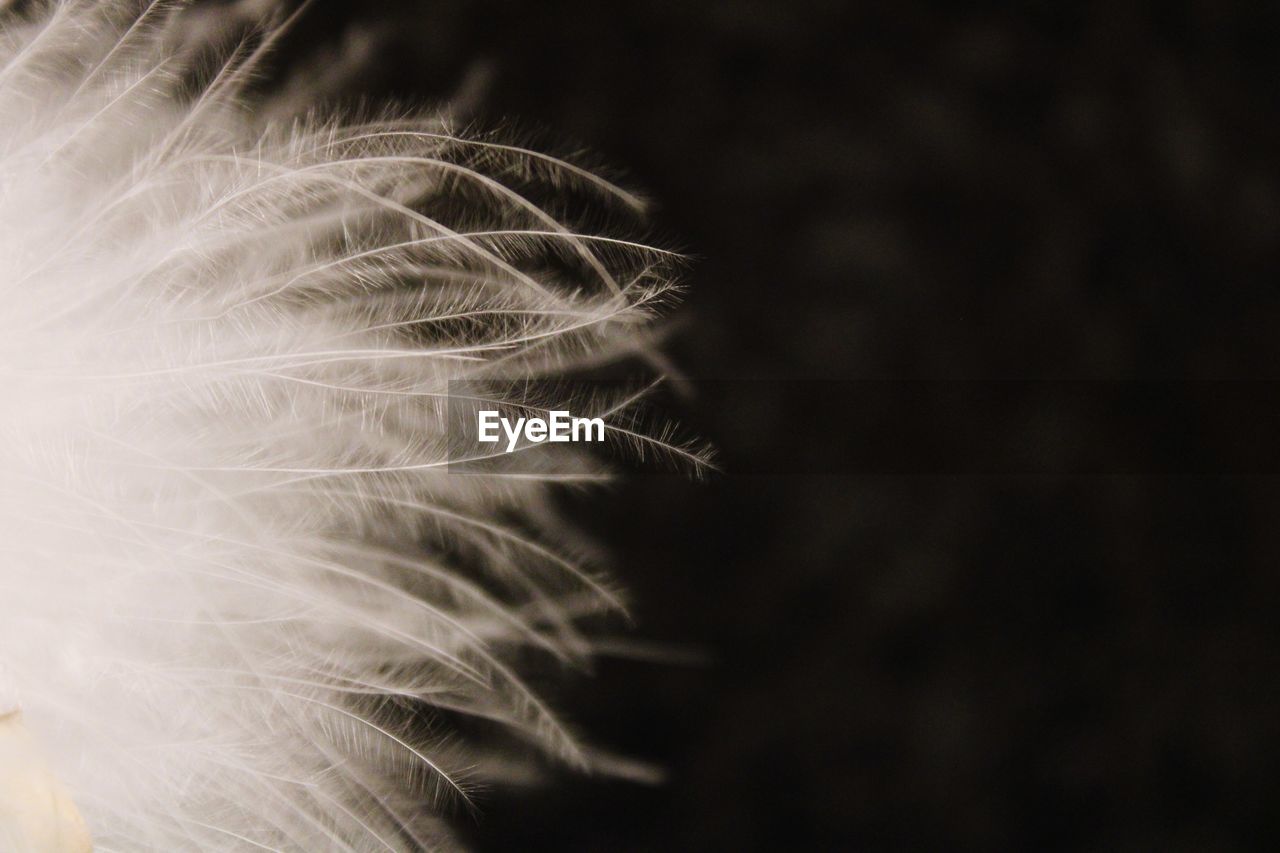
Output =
[{"x1": 0, "y1": 1, "x2": 707, "y2": 849}]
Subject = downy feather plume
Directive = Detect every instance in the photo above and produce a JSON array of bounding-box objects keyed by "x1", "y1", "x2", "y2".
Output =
[{"x1": 0, "y1": 1, "x2": 705, "y2": 849}]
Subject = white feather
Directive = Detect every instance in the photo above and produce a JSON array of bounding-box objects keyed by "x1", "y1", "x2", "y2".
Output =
[{"x1": 0, "y1": 1, "x2": 702, "y2": 849}]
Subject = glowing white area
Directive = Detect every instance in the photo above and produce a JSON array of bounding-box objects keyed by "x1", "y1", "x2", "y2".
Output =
[{"x1": 0, "y1": 2, "x2": 703, "y2": 849}]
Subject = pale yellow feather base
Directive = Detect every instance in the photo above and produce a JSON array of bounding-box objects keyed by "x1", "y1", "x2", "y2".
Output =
[{"x1": 0, "y1": 713, "x2": 92, "y2": 853}]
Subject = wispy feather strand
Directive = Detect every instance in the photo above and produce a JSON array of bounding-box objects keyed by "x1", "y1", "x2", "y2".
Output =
[{"x1": 0, "y1": 1, "x2": 705, "y2": 849}]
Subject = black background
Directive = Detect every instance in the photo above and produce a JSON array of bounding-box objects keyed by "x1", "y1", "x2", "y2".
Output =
[{"x1": 277, "y1": 2, "x2": 1280, "y2": 849}]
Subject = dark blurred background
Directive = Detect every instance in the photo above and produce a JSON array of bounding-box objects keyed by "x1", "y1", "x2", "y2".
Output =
[{"x1": 282, "y1": 2, "x2": 1280, "y2": 849}]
